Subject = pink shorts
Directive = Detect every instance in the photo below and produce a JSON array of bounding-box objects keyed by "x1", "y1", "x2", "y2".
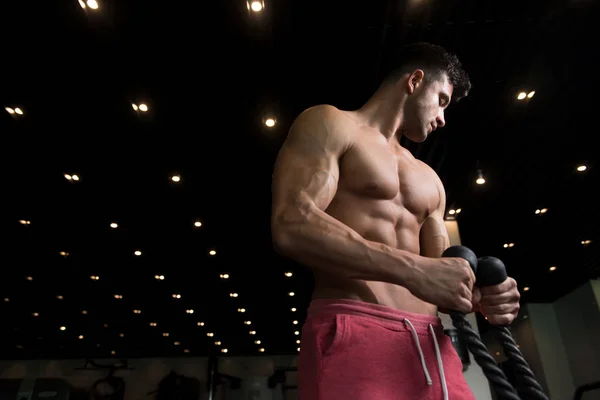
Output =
[{"x1": 297, "y1": 298, "x2": 475, "y2": 400}]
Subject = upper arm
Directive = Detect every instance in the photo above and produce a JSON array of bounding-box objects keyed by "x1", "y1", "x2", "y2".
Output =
[
  {"x1": 271, "y1": 105, "x2": 350, "y2": 240},
  {"x1": 419, "y1": 172, "x2": 450, "y2": 258}
]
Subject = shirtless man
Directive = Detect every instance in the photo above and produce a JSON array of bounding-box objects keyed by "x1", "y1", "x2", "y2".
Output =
[{"x1": 271, "y1": 43, "x2": 521, "y2": 400}]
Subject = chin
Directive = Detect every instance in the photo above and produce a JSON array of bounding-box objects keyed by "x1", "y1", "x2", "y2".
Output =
[{"x1": 407, "y1": 132, "x2": 428, "y2": 143}]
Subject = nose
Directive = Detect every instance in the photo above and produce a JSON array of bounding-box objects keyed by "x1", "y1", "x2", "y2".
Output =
[{"x1": 436, "y1": 111, "x2": 445, "y2": 128}]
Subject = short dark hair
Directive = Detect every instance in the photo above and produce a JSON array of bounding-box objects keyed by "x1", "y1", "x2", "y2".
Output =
[{"x1": 383, "y1": 42, "x2": 471, "y2": 102}]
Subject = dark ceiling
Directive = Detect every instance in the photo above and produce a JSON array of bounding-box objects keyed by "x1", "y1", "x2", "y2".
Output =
[{"x1": 1, "y1": 0, "x2": 598, "y2": 360}]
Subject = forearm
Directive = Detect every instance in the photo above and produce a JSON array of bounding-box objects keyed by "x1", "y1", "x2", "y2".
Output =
[{"x1": 273, "y1": 207, "x2": 423, "y2": 286}]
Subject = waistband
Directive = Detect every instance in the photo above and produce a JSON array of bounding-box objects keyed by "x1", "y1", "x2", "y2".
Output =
[{"x1": 307, "y1": 298, "x2": 444, "y2": 334}]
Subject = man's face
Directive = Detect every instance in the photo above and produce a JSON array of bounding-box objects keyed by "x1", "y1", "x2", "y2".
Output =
[{"x1": 402, "y1": 72, "x2": 453, "y2": 143}]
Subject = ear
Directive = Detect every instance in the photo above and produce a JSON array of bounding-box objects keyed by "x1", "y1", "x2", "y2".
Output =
[{"x1": 406, "y1": 69, "x2": 425, "y2": 94}]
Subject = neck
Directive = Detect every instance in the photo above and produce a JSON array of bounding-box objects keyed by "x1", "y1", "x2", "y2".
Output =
[{"x1": 357, "y1": 82, "x2": 407, "y2": 141}]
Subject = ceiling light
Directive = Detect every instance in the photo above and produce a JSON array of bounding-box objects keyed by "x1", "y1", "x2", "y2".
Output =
[
  {"x1": 133, "y1": 309, "x2": 142, "y2": 314},
  {"x1": 207, "y1": 332, "x2": 214, "y2": 337},
  {"x1": 288, "y1": 292, "x2": 295, "y2": 296},
  {"x1": 576, "y1": 165, "x2": 587, "y2": 172},
  {"x1": 296, "y1": 340, "x2": 300, "y2": 344},
  {"x1": 60, "y1": 326, "x2": 66, "y2": 331},
  {"x1": 535, "y1": 208, "x2": 548, "y2": 214},
  {"x1": 78, "y1": 335, "x2": 84, "y2": 340},
  {"x1": 293, "y1": 320, "x2": 298, "y2": 324},
  {"x1": 174, "y1": 341, "x2": 180, "y2": 346},
  {"x1": 527, "y1": 91, "x2": 535, "y2": 98},
  {"x1": 503, "y1": 243, "x2": 515, "y2": 248},
  {"x1": 259, "y1": 348, "x2": 265, "y2": 353},
  {"x1": 82, "y1": 310, "x2": 88, "y2": 314},
  {"x1": 448, "y1": 209, "x2": 456, "y2": 215},
  {"x1": 171, "y1": 175, "x2": 181, "y2": 182},
  {"x1": 194, "y1": 221, "x2": 202, "y2": 227},
  {"x1": 238, "y1": 308, "x2": 246, "y2": 313},
  {"x1": 86, "y1": 0, "x2": 99, "y2": 10},
  {"x1": 110, "y1": 222, "x2": 118, "y2": 228},
  {"x1": 134, "y1": 250, "x2": 142, "y2": 256},
  {"x1": 172, "y1": 294, "x2": 181, "y2": 299},
  {"x1": 90, "y1": 275, "x2": 99, "y2": 280},
  {"x1": 475, "y1": 170, "x2": 486, "y2": 185},
  {"x1": 197, "y1": 322, "x2": 204, "y2": 326},
  {"x1": 32, "y1": 312, "x2": 39, "y2": 317},
  {"x1": 285, "y1": 272, "x2": 293, "y2": 277},
  {"x1": 26, "y1": 276, "x2": 33, "y2": 281},
  {"x1": 524, "y1": 287, "x2": 530, "y2": 292},
  {"x1": 163, "y1": 333, "x2": 169, "y2": 337},
  {"x1": 64, "y1": 174, "x2": 79, "y2": 181},
  {"x1": 255, "y1": 340, "x2": 261, "y2": 344},
  {"x1": 119, "y1": 333, "x2": 125, "y2": 338},
  {"x1": 184, "y1": 349, "x2": 190, "y2": 353},
  {"x1": 549, "y1": 266, "x2": 557, "y2": 272},
  {"x1": 220, "y1": 273, "x2": 230, "y2": 279},
  {"x1": 3, "y1": 298, "x2": 9, "y2": 302},
  {"x1": 581, "y1": 240, "x2": 592, "y2": 245},
  {"x1": 57, "y1": 295, "x2": 63, "y2": 300},
  {"x1": 150, "y1": 322, "x2": 157, "y2": 327},
  {"x1": 111, "y1": 351, "x2": 116, "y2": 355},
  {"x1": 230, "y1": 293, "x2": 238, "y2": 298},
  {"x1": 209, "y1": 250, "x2": 216, "y2": 256},
  {"x1": 264, "y1": 117, "x2": 276, "y2": 127},
  {"x1": 247, "y1": 1, "x2": 264, "y2": 12},
  {"x1": 294, "y1": 331, "x2": 299, "y2": 335},
  {"x1": 186, "y1": 309, "x2": 194, "y2": 314},
  {"x1": 132, "y1": 103, "x2": 148, "y2": 112},
  {"x1": 244, "y1": 321, "x2": 252, "y2": 325},
  {"x1": 291, "y1": 308, "x2": 296, "y2": 312},
  {"x1": 6, "y1": 106, "x2": 24, "y2": 116},
  {"x1": 517, "y1": 92, "x2": 527, "y2": 100},
  {"x1": 221, "y1": 348, "x2": 228, "y2": 353},
  {"x1": 249, "y1": 331, "x2": 256, "y2": 335},
  {"x1": 59, "y1": 251, "x2": 69, "y2": 257},
  {"x1": 114, "y1": 294, "x2": 123, "y2": 299},
  {"x1": 19, "y1": 220, "x2": 31, "y2": 225}
]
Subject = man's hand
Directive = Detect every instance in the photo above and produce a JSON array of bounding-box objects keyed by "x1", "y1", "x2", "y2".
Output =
[{"x1": 472, "y1": 277, "x2": 520, "y2": 325}]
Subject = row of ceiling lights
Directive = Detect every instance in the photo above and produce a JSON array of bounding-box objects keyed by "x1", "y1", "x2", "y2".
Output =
[
  {"x1": 11, "y1": 218, "x2": 300, "y2": 354},
  {"x1": 5, "y1": 105, "x2": 278, "y2": 129},
  {"x1": 77, "y1": 0, "x2": 267, "y2": 13}
]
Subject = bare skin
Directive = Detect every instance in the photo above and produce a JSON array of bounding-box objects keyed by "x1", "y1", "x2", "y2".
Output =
[{"x1": 272, "y1": 70, "x2": 521, "y2": 322}]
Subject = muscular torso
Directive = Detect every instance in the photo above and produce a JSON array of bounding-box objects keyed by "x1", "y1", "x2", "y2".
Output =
[{"x1": 312, "y1": 110, "x2": 441, "y2": 316}]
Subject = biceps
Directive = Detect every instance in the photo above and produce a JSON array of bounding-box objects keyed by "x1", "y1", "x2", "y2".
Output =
[{"x1": 419, "y1": 215, "x2": 450, "y2": 258}]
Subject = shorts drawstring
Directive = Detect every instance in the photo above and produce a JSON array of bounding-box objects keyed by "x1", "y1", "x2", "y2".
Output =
[{"x1": 404, "y1": 318, "x2": 449, "y2": 400}]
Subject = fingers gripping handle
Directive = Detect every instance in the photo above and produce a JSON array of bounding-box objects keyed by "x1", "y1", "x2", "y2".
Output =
[{"x1": 441, "y1": 245, "x2": 478, "y2": 274}]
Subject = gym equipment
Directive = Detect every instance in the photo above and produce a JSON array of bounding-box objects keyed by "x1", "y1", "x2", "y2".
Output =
[
  {"x1": 442, "y1": 245, "x2": 549, "y2": 400},
  {"x1": 478, "y1": 256, "x2": 548, "y2": 400},
  {"x1": 150, "y1": 370, "x2": 200, "y2": 400},
  {"x1": 74, "y1": 359, "x2": 131, "y2": 400},
  {"x1": 0, "y1": 378, "x2": 71, "y2": 400},
  {"x1": 443, "y1": 327, "x2": 470, "y2": 371}
]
